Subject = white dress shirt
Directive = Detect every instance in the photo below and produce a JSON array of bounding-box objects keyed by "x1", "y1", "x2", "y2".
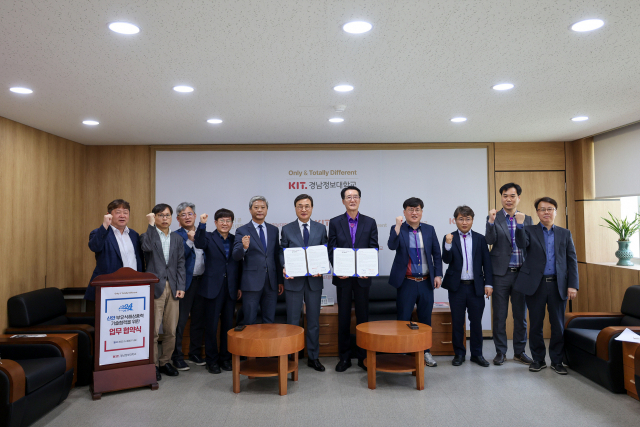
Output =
[
  {"x1": 111, "y1": 226, "x2": 137, "y2": 270},
  {"x1": 445, "y1": 231, "x2": 474, "y2": 280}
]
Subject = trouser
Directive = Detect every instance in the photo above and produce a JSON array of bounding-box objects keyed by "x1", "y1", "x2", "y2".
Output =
[
  {"x1": 448, "y1": 283, "x2": 485, "y2": 357},
  {"x1": 337, "y1": 278, "x2": 369, "y2": 361},
  {"x1": 492, "y1": 270, "x2": 528, "y2": 355},
  {"x1": 241, "y1": 278, "x2": 278, "y2": 325},
  {"x1": 526, "y1": 278, "x2": 567, "y2": 364},
  {"x1": 204, "y1": 281, "x2": 236, "y2": 365},
  {"x1": 397, "y1": 278, "x2": 434, "y2": 353},
  {"x1": 172, "y1": 275, "x2": 205, "y2": 361},
  {"x1": 154, "y1": 281, "x2": 180, "y2": 366},
  {"x1": 285, "y1": 281, "x2": 322, "y2": 360}
]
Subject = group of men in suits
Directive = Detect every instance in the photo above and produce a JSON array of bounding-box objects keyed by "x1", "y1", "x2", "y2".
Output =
[{"x1": 85, "y1": 181, "x2": 579, "y2": 380}]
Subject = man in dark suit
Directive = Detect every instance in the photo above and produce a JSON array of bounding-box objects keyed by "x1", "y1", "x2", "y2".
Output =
[
  {"x1": 141, "y1": 203, "x2": 186, "y2": 381},
  {"x1": 232, "y1": 196, "x2": 284, "y2": 325},
  {"x1": 514, "y1": 197, "x2": 579, "y2": 375},
  {"x1": 485, "y1": 183, "x2": 533, "y2": 366},
  {"x1": 329, "y1": 186, "x2": 379, "y2": 372},
  {"x1": 442, "y1": 205, "x2": 493, "y2": 367},
  {"x1": 84, "y1": 199, "x2": 144, "y2": 301},
  {"x1": 388, "y1": 197, "x2": 443, "y2": 367},
  {"x1": 171, "y1": 202, "x2": 206, "y2": 371},
  {"x1": 280, "y1": 194, "x2": 329, "y2": 372},
  {"x1": 195, "y1": 208, "x2": 241, "y2": 374}
]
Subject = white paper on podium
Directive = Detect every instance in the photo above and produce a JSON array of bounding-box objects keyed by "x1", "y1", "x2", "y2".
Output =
[
  {"x1": 356, "y1": 248, "x2": 379, "y2": 277},
  {"x1": 614, "y1": 328, "x2": 640, "y2": 343},
  {"x1": 332, "y1": 248, "x2": 356, "y2": 277},
  {"x1": 283, "y1": 247, "x2": 309, "y2": 277},
  {"x1": 306, "y1": 245, "x2": 331, "y2": 275}
]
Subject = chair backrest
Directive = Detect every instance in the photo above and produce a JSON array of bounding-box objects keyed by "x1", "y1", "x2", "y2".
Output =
[
  {"x1": 368, "y1": 276, "x2": 396, "y2": 301},
  {"x1": 7, "y1": 288, "x2": 67, "y2": 327},
  {"x1": 621, "y1": 285, "x2": 640, "y2": 319}
]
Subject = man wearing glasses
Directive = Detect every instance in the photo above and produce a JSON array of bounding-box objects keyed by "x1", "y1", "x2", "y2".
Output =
[
  {"x1": 388, "y1": 197, "x2": 443, "y2": 367},
  {"x1": 141, "y1": 203, "x2": 186, "y2": 381},
  {"x1": 514, "y1": 197, "x2": 578, "y2": 375},
  {"x1": 329, "y1": 186, "x2": 379, "y2": 372},
  {"x1": 280, "y1": 194, "x2": 329, "y2": 372},
  {"x1": 171, "y1": 202, "x2": 206, "y2": 371}
]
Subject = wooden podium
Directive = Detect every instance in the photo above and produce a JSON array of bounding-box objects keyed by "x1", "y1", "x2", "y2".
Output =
[{"x1": 90, "y1": 267, "x2": 159, "y2": 400}]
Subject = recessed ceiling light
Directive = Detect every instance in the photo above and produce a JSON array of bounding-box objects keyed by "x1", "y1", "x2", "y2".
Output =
[
  {"x1": 329, "y1": 118, "x2": 344, "y2": 123},
  {"x1": 109, "y1": 22, "x2": 140, "y2": 35},
  {"x1": 571, "y1": 19, "x2": 604, "y2": 32},
  {"x1": 83, "y1": 120, "x2": 99, "y2": 126},
  {"x1": 333, "y1": 85, "x2": 354, "y2": 92},
  {"x1": 492, "y1": 83, "x2": 514, "y2": 91},
  {"x1": 9, "y1": 87, "x2": 33, "y2": 94},
  {"x1": 207, "y1": 119, "x2": 223, "y2": 124},
  {"x1": 173, "y1": 85, "x2": 194, "y2": 93},
  {"x1": 343, "y1": 21, "x2": 372, "y2": 34},
  {"x1": 571, "y1": 116, "x2": 589, "y2": 122},
  {"x1": 450, "y1": 117, "x2": 467, "y2": 123}
]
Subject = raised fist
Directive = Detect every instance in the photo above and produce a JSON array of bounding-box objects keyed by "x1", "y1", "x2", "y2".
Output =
[
  {"x1": 103, "y1": 214, "x2": 112, "y2": 230},
  {"x1": 445, "y1": 233, "x2": 453, "y2": 244},
  {"x1": 488, "y1": 209, "x2": 497, "y2": 224},
  {"x1": 200, "y1": 213, "x2": 209, "y2": 223},
  {"x1": 515, "y1": 212, "x2": 526, "y2": 225},
  {"x1": 396, "y1": 216, "x2": 403, "y2": 227},
  {"x1": 146, "y1": 213, "x2": 155, "y2": 226},
  {"x1": 242, "y1": 235, "x2": 251, "y2": 250},
  {"x1": 187, "y1": 230, "x2": 195, "y2": 241}
]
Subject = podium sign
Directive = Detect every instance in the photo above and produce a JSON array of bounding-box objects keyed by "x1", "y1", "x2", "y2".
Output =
[{"x1": 99, "y1": 285, "x2": 150, "y2": 366}]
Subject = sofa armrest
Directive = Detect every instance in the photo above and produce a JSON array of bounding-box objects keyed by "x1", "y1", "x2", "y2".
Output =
[
  {"x1": 0, "y1": 359, "x2": 25, "y2": 402},
  {"x1": 595, "y1": 326, "x2": 640, "y2": 361},
  {"x1": 0, "y1": 337, "x2": 74, "y2": 372},
  {"x1": 6, "y1": 325, "x2": 94, "y2": 355},
  {"x1": 565, "y1": 312, "x2": 623, "y2": 329}
]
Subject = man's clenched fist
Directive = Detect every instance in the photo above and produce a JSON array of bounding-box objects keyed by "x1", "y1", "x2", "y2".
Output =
[
  {"x1": 515, "y1": 212, "x2": 526, "y2": 225},
  {"x1": 445, "y1": 233, "x2": 453, "y2": 244},
  {"x1": 242, "y1": 235, "x2": 251, "y2": 250},
  {"x1": 103, "y1": 214, "x2": 112, "y2": 230},
  {"x1": 488, "y1": 209, "x2": 497, "y2": 224},
  {"x1": 200, "y1": 213, "x2": 208, "y2": 223},
  {"x1": 187, "y1": 230, "x2": 195, "y2": 241},
  {"x1": 147, "y1": 213, "x2": 155, "y2": 226}
]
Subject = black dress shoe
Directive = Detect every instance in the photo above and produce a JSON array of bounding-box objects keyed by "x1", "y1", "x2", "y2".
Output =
[
  {"x1": 550, "y1": 363, "x2": 568, "y2": 375},
  {"x1": 173, "y1": 359, "x2": 190, "y2": 371},
  {"x1": 493, "y1": 353, "x2": 505, "y2": 365},
  {"x1": 220, "y1": 360, "x2": 232, "y2": 371},
  {"x1": 307, "y1": 359, "x2": 326, "y2": 372},
  {"x1": 470, "y1": 355, "x2": 490, "y2": 367},
  {"x1": 335, "y1": 359, "x2": 352, "y2": 372},
  {"x1": 156, "y1": 366, "x2": 162, "y2": 381},
  {"x1": 452, "y1": 355, "x2": 465, "y2": 366},
  {"x1": 189, "y1": 354, "x2": 206, "y2": 366},
  {"x1": 206, "y1": 363, "x2": 222, "y2": 374},
  {"x1": 529, "y1": 360, "x2": 547, "y2": 372},
  {"x1": 514, "y1": 352, "x2": 533, "y2": 365},
  {"x1": 357, "y1": 359, "x2": 367, "y2": 371},
  {"x1": 159, "y1": 363, "x2": 179, "y2": 376}
]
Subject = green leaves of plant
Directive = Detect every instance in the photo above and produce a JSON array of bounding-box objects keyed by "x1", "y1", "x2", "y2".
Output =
[{"x1": 600, "y1": 212, "x2": 640, "y2": 241}]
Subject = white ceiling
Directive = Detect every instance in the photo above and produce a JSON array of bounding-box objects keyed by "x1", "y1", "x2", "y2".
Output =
[{"x1": 1, "y1": 0, "x2": 639, "y2": 145}]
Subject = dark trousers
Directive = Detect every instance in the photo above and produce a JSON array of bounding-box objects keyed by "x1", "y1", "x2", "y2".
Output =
[
  {"x1": 285, "y1": 282, "x2": 322, "y2": 360},
  {"x1": 397, "y1": 278, "x2": 434, "y2": 324},
  {"x1": 448, "y1": 283, "x2": 485, "y2": 357},
  {"x1": 526, "y1": 278, "x2": 567, "y2": 364},
  {"x1": 336, "y1": 278, "x2": 369, "y2": 361},
  {"x1": 203, "y1": 283, "x2": 235, "y2": 365},
  {"x1": 492, "y1": 271, "x2": 528, "y2": 355},
  {"x1": 241, "y1": 279, "x2": 278, "y2": 325},
  {"x1": 172, "y1": 276, "x2": 205, "y2": 361}
]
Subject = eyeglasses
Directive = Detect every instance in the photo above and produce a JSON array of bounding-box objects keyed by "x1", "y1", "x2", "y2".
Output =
[
  {"x1": 405, "y1": 208, "x2": 422, "y2": 214},
  {"x1": 537, "y1": 208, "x2": 556, "y2": 213},
  {"x1": 156, "y1": 214, "x2": 171, "y2": 219},
  {"x1": 296, "y1": 205, "x2": 312, "y2": 211},
  {"x1": 217, "y1": 219, "x2": 233, "y2": 224},
  {"x1": 345, "y1": 196, "x2": 360, "y2": 201},
  {"x1": 179, "y1": 212, "x2": 195, "y2": 218},
  {"x1": 456, "y1": 217, "x2": 473, "y2": 223}
]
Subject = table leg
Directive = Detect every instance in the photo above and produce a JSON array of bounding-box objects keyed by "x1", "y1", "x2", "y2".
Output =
[
  {"x1": 367, "y1": 350, "x2": 376, "y2": 390},
  {"x1": 291, "y1": 352, "x2": 298, "y2": 381},
  {"x1": 232, "y1": 354, "x2": 240, "y2": 394},
  {"x1": 415, "y1": 351, "x2": 424, "y2": 390},
  {"x1": 278, "y1": 355, "x2": 287, "y2": 396}
]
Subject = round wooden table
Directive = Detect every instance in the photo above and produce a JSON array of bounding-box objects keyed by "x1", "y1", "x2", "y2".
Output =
[
  {"x1": 228, "y1": 324, "x2": 305, "y2": 396},
  {"x1": 356, "y1": 320, "x2": 432, "y2": 390}
]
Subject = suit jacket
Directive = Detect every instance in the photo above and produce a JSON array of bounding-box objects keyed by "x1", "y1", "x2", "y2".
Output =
[
  {"x1": 485, "y1": 210, "x2": 533, "y2": 276},
  {"x1": 279, "y1": 220, "x2": 329, "y2": 292},
  {"x1": 232, "y1": 221, "x2": 284, "y2": 292},
  {"x1": 442, "y1": 230, "x2": 493, "y2": 297},
  {"x1": 175, "y1": 227, "x2": 205, "y2": 291},
  {"x1": 84, "y1": 225, "x2": 144, "y2": 301},
  {"x1": 514, "y1": 224, "x2": 579, "y2": 300},
  {"x1": 328, "y1": 212, "x2": 379, "y2": 287},
  {"x1": 194, "y1": 224, "x2": 240, "y2": 300},
  {"x1": 387, "y1": 222, "x2": 443, "y2": 288},
  {"x1": 140, "y1": 225, "x2": 186, "y2": 299}
]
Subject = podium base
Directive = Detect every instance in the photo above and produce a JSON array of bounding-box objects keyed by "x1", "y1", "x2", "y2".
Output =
[{"x1": 91, "y1": 363, "x2": 158, "y2": 400}]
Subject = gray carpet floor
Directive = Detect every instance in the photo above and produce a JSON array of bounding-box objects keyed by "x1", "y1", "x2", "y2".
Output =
[{"x1": 33, "y1": 340, "x2": 640, "y2": 427}]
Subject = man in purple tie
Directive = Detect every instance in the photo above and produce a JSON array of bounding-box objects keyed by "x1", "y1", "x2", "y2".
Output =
[{"x1": 328, "y1": 186, "x2": 379, "y2": 372}]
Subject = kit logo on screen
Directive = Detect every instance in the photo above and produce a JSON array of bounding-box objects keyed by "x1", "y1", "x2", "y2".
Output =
[{"x1": 118, "y1": 303, "x2": 133, "y2": 312}]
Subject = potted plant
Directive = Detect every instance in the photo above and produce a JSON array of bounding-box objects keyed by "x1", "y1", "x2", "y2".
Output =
[{"x1": 600, "y1": 212, "x2": 640, "y2": 266}]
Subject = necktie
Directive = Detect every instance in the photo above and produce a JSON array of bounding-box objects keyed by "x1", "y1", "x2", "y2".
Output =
[
  {"x1": 303, "y1": 223, "x2": 309, "y2": 247},
  {"x1": 462, "y1": 234, "x2": 469, "y2": 272},
  {"x1": 258, "y1": 224, "x2": 267, "y2": 251},
  {"x1": 509, "y1": 216, "x2": 515, "y2": 248}
]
